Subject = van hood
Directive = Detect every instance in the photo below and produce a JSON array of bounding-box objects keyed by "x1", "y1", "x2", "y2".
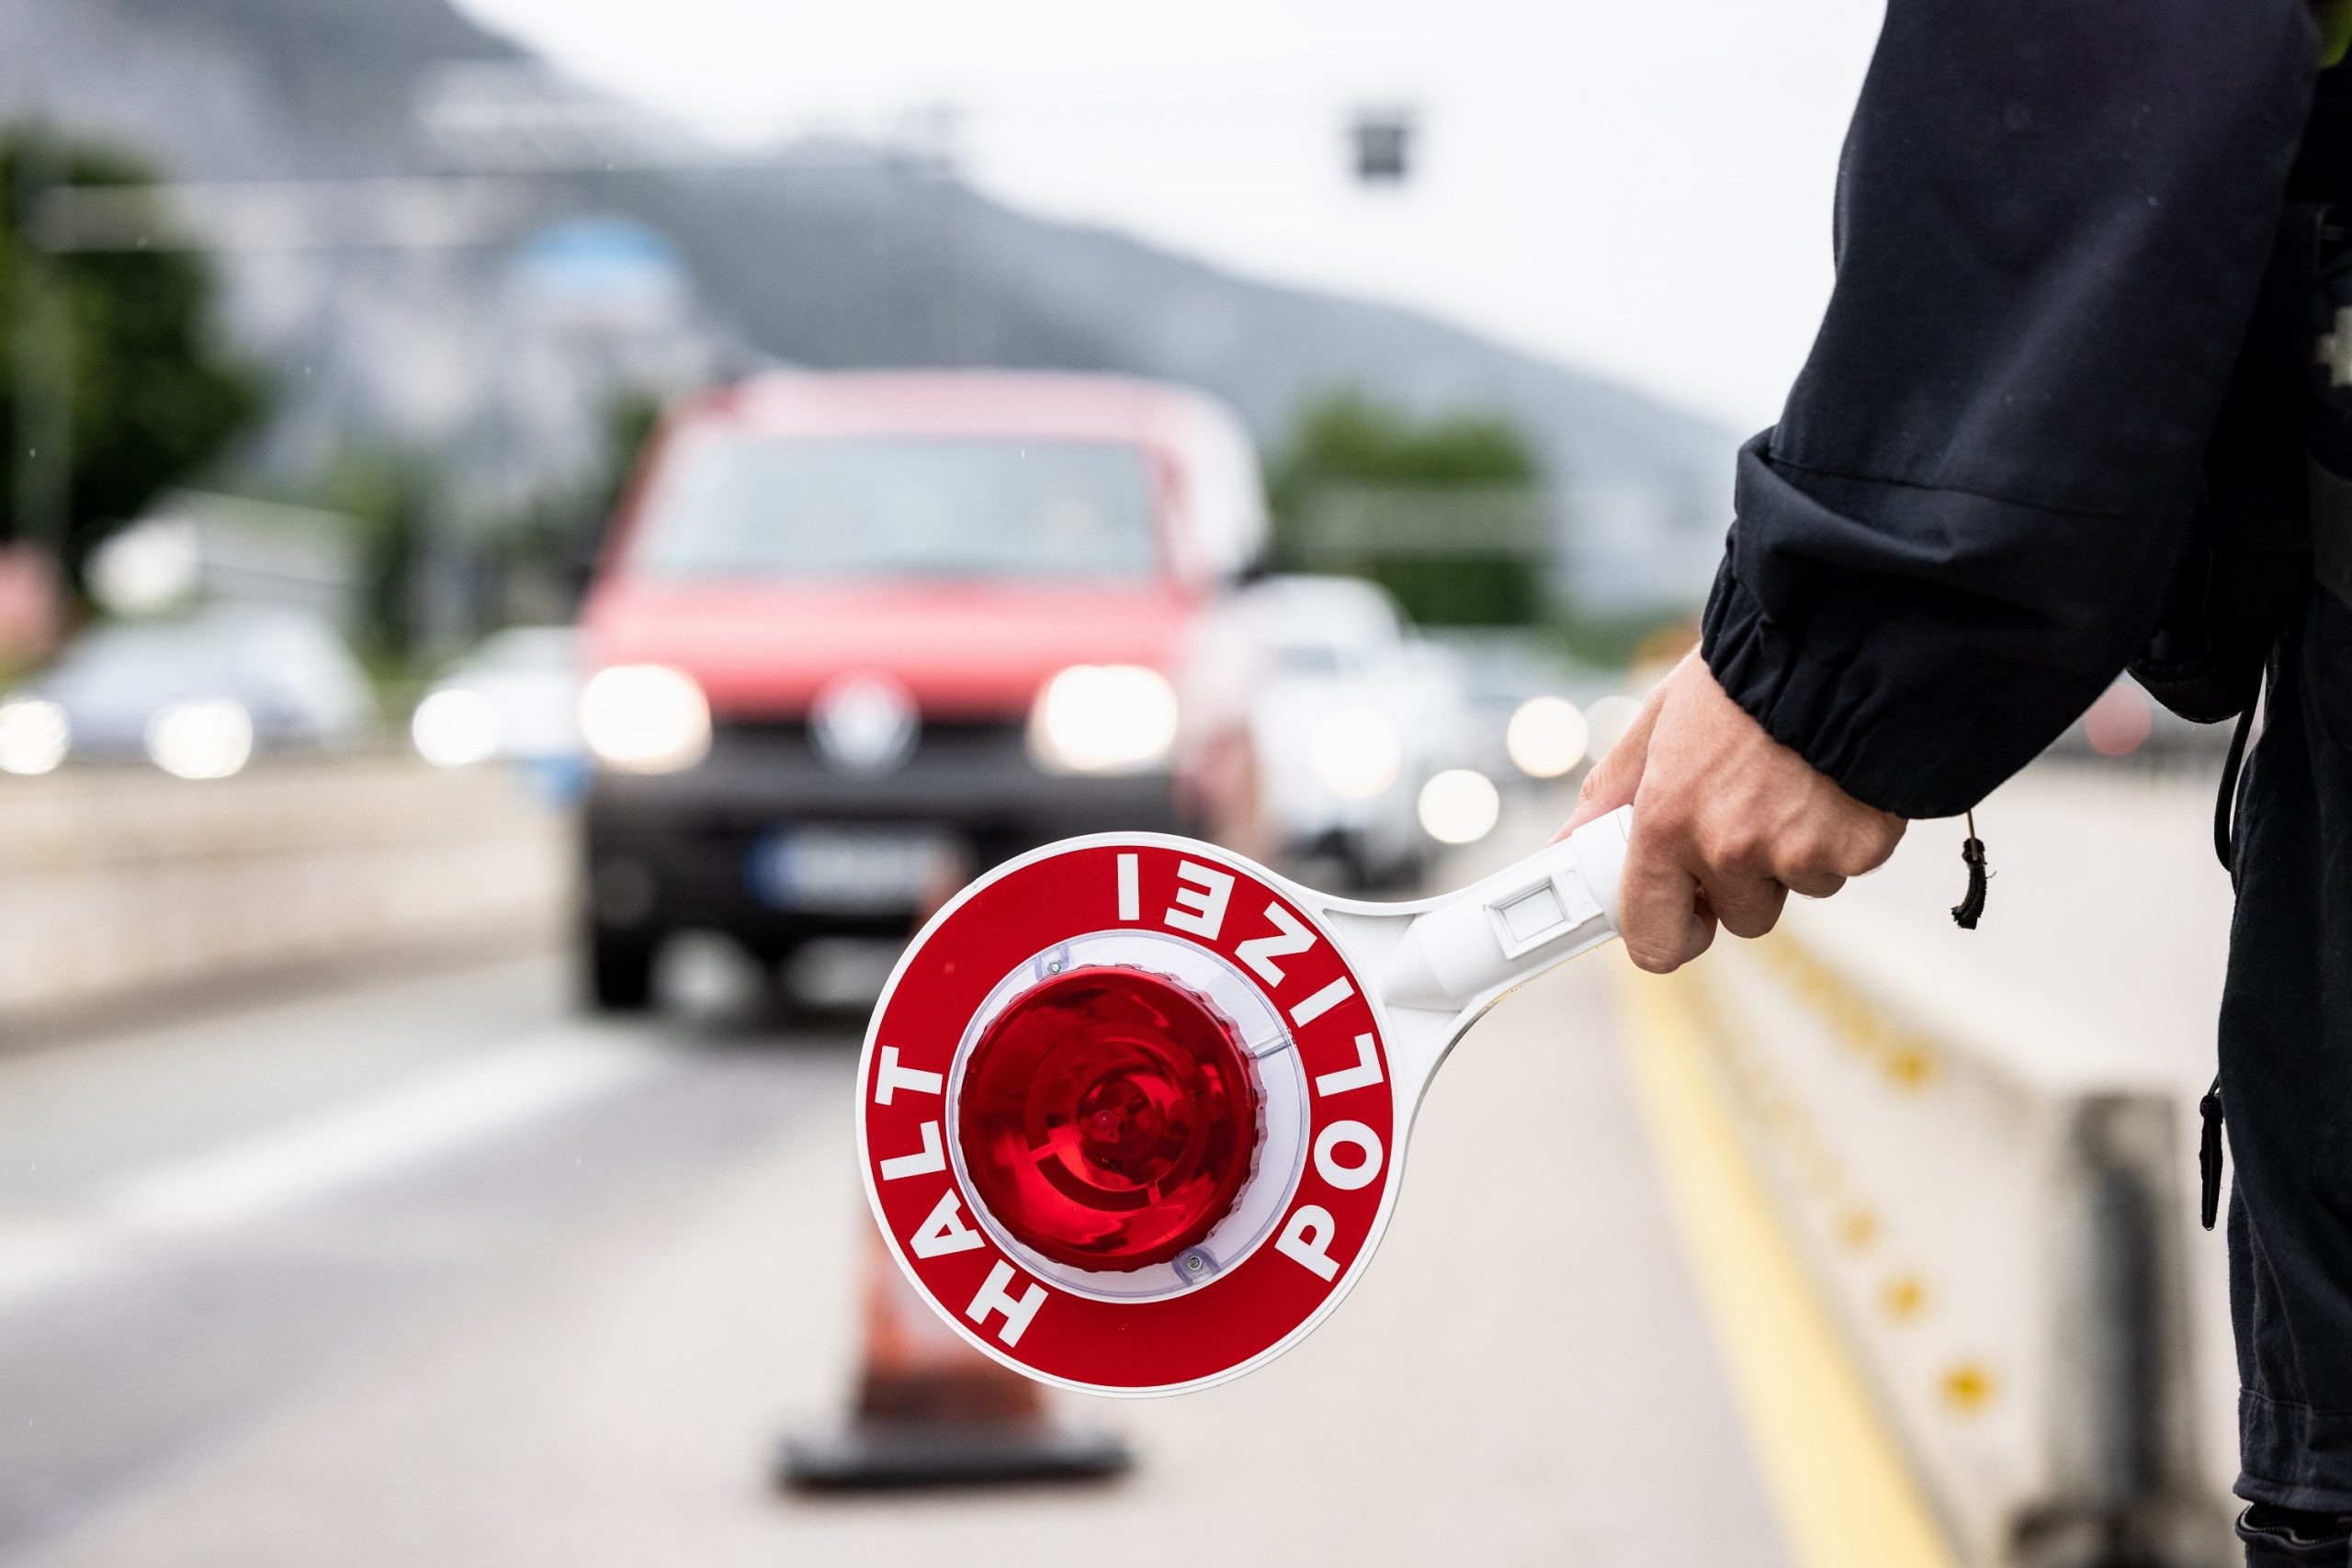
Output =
[{"x1": 581, "y1": 581, "x2": 1196, "y2": 718}]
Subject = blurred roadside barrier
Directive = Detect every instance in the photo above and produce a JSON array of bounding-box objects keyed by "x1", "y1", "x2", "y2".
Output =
[
  {"x1": 1667, "y1": 769, "x2": 2236, "y2": 1568},
  {"x1": 0, "y1": 759, "x2": 565, "y2": 1023}
]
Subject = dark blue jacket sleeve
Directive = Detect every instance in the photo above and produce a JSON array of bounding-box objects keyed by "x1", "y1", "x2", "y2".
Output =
[{"x1": 1700, "y1": 0, "x2": 2321, "y2": 819}]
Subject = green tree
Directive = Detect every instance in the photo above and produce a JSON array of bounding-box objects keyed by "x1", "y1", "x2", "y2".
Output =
[
  {"x1": 320, "y1": 448, "x2": 434, "y2": 664},
  {"x1": 492, "y1": 389, "x2": 664, "y2": 604},
  {"x1": 1265, "y1": 389, "x2": 1545, "y2": 626},
  {"x1": 1, "y1": 127, "x2": 267, "y2": 583},
  {"x1": 573, "y1": 389, "x2": 664, "y2": 559}
]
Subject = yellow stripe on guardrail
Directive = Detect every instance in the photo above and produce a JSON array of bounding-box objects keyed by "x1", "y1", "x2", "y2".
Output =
[
  {"x1": 1619, "y1": 966, "x2": 1960, "y2": 1568},
  {"x1": 1757, "y1": 934, "x2": 1943, "y2": 1092}
]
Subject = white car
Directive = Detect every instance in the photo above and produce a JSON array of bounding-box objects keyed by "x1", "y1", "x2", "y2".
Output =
[
  {"x1": 1424, "y1": 628, "x2": 1603, "y2": 788},
  {"x1": 410, "y1": 626, "x2": 582, "y2": 771},
  {"x1": 1238, "y1": 575, "x2": 1470, "y2": 887}
]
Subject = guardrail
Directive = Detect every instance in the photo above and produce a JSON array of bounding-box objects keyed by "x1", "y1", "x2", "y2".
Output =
[
  {"x1": 0, "y1": 760, "x2": 567, "y2": 1023},
  {"x1": 0, "y1": 756, "x2": 515, "y2": 870},
  {"x1": 1679, "y1": 925, "x2": 2230, "y2": 1568}
]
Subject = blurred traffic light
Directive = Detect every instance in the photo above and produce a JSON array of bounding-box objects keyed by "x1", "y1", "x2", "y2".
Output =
[{"x1": 1349, "y1": 108, "x2": 1417, "y2": 186}]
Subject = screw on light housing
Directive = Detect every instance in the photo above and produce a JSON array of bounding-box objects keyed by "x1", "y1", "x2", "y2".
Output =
[{"x1": 956, "y1": 965, "x2": 1262, "y2": 1271}]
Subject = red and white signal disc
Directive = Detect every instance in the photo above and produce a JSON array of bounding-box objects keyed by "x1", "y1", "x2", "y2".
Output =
[{"x1": 858, "y1": 835, "x2": 1401, "y2": 1396}]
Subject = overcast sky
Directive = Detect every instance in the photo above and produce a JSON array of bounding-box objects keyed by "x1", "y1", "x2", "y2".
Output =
[{"x1": 451, "y1": 0, "x2": 1887, "y2": 433}]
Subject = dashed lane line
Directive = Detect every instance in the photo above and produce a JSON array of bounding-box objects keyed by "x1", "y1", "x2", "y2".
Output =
[{"x1": 0, "y1": 1030, "x2": 665, "y2": 1311}]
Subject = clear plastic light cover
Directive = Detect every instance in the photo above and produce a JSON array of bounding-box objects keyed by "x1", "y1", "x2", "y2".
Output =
[
  {"x1": 957, "y1": 965, "x2": 1261, "y2": 1270},
  {"x1": 946, "y1": 928, "x2": 1310, "y2": 1304}
]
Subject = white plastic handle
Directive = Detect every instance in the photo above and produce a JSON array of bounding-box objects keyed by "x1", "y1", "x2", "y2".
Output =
[{"x1": 1375, "y1": 805, "x2": 1631, "y2": 1014}]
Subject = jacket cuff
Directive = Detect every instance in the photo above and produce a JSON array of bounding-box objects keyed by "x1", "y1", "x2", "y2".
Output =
[
  {"x1": 1700, "y1": 568, "x2": 1955, "y2": 819},
  {"x1": 1699, "y1": 550, "x2": 2116, "y2": 823},
  {"x1": 1696, "y1": 431, "x2": 2178, "y2": 819}
]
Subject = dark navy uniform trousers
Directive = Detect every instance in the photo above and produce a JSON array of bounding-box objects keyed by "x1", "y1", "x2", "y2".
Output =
[{"x1": 2226, "y1": 586, "x2": 2352, "y2": 1534}]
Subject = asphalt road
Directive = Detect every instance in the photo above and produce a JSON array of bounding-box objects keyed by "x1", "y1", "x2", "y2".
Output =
[{"x1": 0, "y1": 925, "x2": 1787, "y2": 1566}]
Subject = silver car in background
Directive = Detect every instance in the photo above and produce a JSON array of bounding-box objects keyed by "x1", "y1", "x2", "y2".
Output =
[
  {"x1": 1238, "y1": 574, "x2": 1470, "y2": 888},
  {"x1": 0, "y1": 605, "x2": 375, "y2": 780}
]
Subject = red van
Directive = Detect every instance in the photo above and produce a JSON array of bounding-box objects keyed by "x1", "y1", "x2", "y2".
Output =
[{"x1": 574, "y1": 371, "x2": 1269, "y2": 1010}]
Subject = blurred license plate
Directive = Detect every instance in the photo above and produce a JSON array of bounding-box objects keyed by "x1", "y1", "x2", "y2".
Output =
[{"x1": 749, "y1": 827, "x2": 963, "y2": 913}]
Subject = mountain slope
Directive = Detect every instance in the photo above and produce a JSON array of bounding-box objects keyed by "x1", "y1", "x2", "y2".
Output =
[{"x1": 0, "y1": 0, "x2": 1733, "y2": 501}]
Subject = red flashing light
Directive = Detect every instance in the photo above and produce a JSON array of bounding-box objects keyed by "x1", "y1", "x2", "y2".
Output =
[{"x1": 957, "y1": 965, "x2": 1261, "y2": 1270}]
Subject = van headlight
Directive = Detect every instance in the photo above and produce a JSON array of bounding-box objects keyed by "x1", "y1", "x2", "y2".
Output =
[
  {"x1": 580, "y1": 664, "x2": 710, "y2": 773},
  {"x1": 1028, "y1": 664, "x2": 1179, "y2": 774},
  {"x1": 1310, "y1": 705, "x2": 1401, "y2": 799}
]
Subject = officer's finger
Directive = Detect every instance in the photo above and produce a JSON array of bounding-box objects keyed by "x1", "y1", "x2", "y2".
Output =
[
  {"x1": 1696, "y1": 866, "x2": 1787, "y2": 940},
  {"x1": 1616, "y1": 826, "x2": 1715, "y2": 973},
  {"x1": 1557, "y1": 693, "x2": 1661, "y2": 839},
  {"x1": 1781, "y1": 813, "x2": 1903, "y2": 886},
  {"x1": 1832, "y1": 812, "x2": 1907, "y2": 877},
  {"x1": 1781, "y1": 868, "x2": 1847, "y2": 899}
]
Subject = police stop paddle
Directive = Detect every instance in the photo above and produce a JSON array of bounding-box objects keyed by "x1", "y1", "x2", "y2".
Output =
[{"x1": 856, "y1": 806, "x2": 1634, "y2": 1397}]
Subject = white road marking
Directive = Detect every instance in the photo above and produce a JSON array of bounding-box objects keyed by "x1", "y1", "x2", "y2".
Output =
[{"x1": 0, "y1": 1032, "x2": 663, "y2": 1311}]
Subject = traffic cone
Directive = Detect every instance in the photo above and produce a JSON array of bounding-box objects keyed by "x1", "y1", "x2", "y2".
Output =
[
  {"x1": 778, "y1": 1213, "x2": 1131, "y2": 1489},
  {"x1": 778, "y1": 858, "x2": 1132, "y2": 1490}
]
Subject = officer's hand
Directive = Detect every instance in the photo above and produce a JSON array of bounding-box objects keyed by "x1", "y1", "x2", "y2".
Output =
[{"x1": 1558, "y1": 651, "x2": 1906, "y2": 974}]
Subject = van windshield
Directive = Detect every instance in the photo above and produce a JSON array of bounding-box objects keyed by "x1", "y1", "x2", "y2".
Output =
[{"x1": 632, "y1": 435, "x2": 1160, "y2": 583}]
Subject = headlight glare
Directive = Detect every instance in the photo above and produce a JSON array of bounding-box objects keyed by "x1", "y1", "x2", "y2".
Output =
[
  {"x1": 1029, "y1": 664, "x2": 1180, "y2": 774},
  {"x1": 580, "y1": 664, "x2": 711, "y2": 773},
  {"x1": 413, "y1": 688, "x2": 501, "y2": 769},
  {"x1": 146, "y1": 699, "x2": 253, "y2": 781},
  {"x1": 1506, "y1": 695, "x2": 1589, "y2": 779},
  {"x1": 1418, "y1": 768, "x2": 1500, "y2": 845},
  {"x1": 0, "y1": 699, "x2": 69, "y2": 776}
]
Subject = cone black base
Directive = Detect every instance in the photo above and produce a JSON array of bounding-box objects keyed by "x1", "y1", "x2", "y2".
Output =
[{"x1": 778, "y1": 1419, "x2": 1132, "y2": 1491}]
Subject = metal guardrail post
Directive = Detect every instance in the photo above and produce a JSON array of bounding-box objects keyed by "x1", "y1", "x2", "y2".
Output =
[{"x1": 2023, "y1": 1097, "x2": 2230, "y2": 1568}]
